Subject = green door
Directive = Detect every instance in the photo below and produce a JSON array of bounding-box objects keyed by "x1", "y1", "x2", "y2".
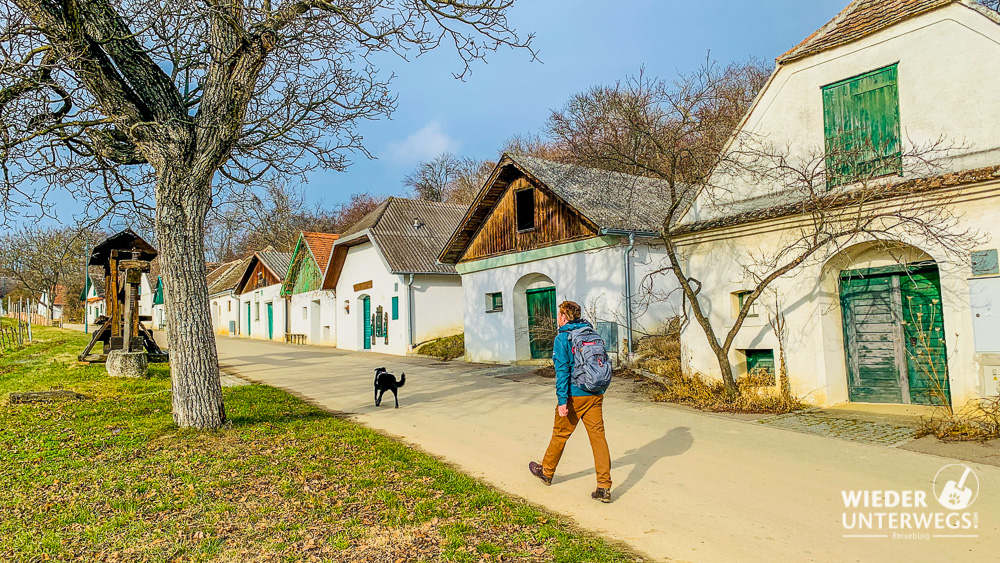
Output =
[
  {"x1": 362, "y1": 296, "x2": 371, "y2": 350},
  {"x1": 246, "y1": 302, "x2": 251, "y2": 337},
  {"x1": 267, "y1": 302, "x2": 273, "y2": 340},
  {"x1": 526, "y1": 287, "x2": 557, "y2": 360},
  {"x1": 840, "y1": 265, "x2": 949, "y2": 405},
  {"x1": 900, "y1": 269, "x2": 950, "y2": 405}
]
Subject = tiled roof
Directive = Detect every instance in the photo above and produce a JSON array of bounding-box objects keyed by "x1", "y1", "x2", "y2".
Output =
[
  {"x1": 86, "y1": 266, "x2": 106, "y2": 299},
  {"x1": 301, "y1": 232, "x2": 340, "y2": 276},
  {"x1": 258, "y1": 249, "x2": 293, "y2": 280},
  {"x1": 778, "y1": 0, "x2": 954, "y2": 64},
  {"x1": 439, "y1": 154, "x2": 690, "y2": 264},
  {"x1": 511, "y1": 154, "x2": 690, "y2": 232},
  {"x1": 208, "y1": 257, "x2": 250, "y2": 296},
  {"x1": 325, "y1": 197, "x2": 467, "y2": 287}
]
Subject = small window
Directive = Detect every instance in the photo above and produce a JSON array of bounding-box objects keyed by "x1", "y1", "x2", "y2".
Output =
[
  {"x1": 227, "y1": 302, "x2": 231, "y2": 312},
  {"x1": 734, "y1": 291, "x2": 758, "y2": 318},
  {"x1": 743, "y1": 349, "x2": 775, "y2": 377},
  {"x1": 595, "y1": 321, "x2": 619, "y2": 353},
  {"x1": 515, "y1": 189, "x2": 535, "y2": 231},
  {"x1": 391, "y1": 297, "x2": 399, "y2": 320},
  {"x1": 255, "y1": 302, "x2": 260, "y2": 320},
  {"x1": 972, "y1": 250, "x2": 999, "y2": 277},
  {"x1": 486, "y1": 292, "x2": 503, "y2": 313},
  {"x1": 257, "y1": 271, "x2": 264, "y2": 287},
  {"x1": 302, "y1": 307, "x2": 308, "y2": 320}
]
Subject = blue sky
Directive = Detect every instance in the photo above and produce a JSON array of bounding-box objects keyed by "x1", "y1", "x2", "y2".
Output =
[
  {"x1": 31, "y1": 0, "x2": 850, "y2": 224},
  {"x1": 303, "y1": 0, "x2": 848, "y2": 209}
]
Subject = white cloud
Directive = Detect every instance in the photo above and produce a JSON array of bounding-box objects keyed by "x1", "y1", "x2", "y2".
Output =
[{"x1": 385, "y1": 121, "x2": 460, "y2": 164}]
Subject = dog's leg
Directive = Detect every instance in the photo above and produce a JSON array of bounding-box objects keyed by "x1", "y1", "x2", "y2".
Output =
[
  {"x1": 375, "y1": 389, "x2": 383, "y2": 407},
  {"x1": 392, "y1": 387, "x2": 398, "y2": 409}
]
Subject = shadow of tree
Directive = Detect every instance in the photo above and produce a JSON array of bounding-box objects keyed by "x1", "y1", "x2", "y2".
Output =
[{"x1": 555, "y1": 426, "x2": 694, "y2": 499}]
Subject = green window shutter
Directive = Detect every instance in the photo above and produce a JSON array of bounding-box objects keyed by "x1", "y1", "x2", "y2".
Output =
[
  {"x1": 391, "y1": 296, "x2": 399, "y2": 320},
  {"x1": 745, "y1": 349, "x2": 775, "y2": 375},
  {"x1": 823, "y1": 64, "x2": 900, "y2": 187},
  {"x1": 492, "y1": 293, "x2": 503, "y2": 310}
]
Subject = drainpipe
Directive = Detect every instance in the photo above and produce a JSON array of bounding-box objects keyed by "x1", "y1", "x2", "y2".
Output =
[
  {"x1": 624, "y1": 232, "x2": 636, "y2": 359},
  {"x1": 600, "y1": 229, "x2": 659, "y2": 363},
  {"x1": 405, "y1": 273, "x2": 415, "y2": 349}
]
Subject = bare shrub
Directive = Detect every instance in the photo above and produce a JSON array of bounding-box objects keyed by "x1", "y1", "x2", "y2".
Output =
[
  {"x1": 653, "y1": 368, "x2": 806, "y2": 414},
  {"x1": 919, "y1": 396, "x2": 1000, "y2": 441}
]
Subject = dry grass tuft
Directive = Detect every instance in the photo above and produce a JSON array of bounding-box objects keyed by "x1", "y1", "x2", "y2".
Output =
[
  {"x1": 919, "y1": 395, "x2": 1000, "y2": 441},
  {"x1": 652, "y1": 369, "x2": 806, "y2": 414}
]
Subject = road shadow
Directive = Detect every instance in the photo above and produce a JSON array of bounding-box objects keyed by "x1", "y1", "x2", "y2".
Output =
[{"x1": 555, "y1": 426, "x2": 694, "y2": 499}]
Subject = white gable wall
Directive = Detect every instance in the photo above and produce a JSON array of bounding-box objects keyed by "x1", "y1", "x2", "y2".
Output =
[
  {"x1": 289, "y1": 290, "x2": 338, "y2": 345},
  {"x1": 335, "y1": 242, "x2": 408, "y2": 355},
  {"x1": 211, "y1": 292, "x2": 241, "y2": 335},
  {"x1": 410, "y1": 275, "x2": 464, "y2": 346},
  {"x1": 461, "y1": 241, "x2": 681, "y2": 364},
  {"x1": 689, "y1": 4, "x2": 1000, "y2": 220},
  {"x1": 237, "y1": 284, "x2": 285, "y2": 340},
  {"x1": 678, "y1": 4, "x2": 1000, "y2": 409}
]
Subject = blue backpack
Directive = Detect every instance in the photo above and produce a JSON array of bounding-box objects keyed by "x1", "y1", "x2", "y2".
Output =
[{"x1": 569, "y1": 325, "x2": 613, "y2": 393}]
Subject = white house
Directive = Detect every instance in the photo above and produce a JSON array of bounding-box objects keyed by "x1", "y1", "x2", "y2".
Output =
[
  {"x1": 282, "y1": 232, "x2": 340, "y2": 345},
  {"x1": 208, "y1": 257, "x2": 250, "y2": 336},
  {"x1": 234, "y1": 249, "x2": 291, "y2": 340},
  {"x1": 81, "y1": 268, "x2": 106, "y2": 326},
  {"x1": 324, "y1": 197, "x2": 466, "y2": 355},
  {"x1": 675, "y1": 0, "x2": 1000, "y2": 410},
  {"x1": 438, "y1": 154, "x2": 682, "y2": 364},
  {"x1": 38, "y1": 285, "x2": 68, "y2": 322}
]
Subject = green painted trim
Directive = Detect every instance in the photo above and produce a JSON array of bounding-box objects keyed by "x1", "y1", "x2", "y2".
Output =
[
  {"x1": 455, "y1": 236, "x2": 618, "y2": 274},
  {"x1": 839, "y1": 261, "x2": 936, "y2": 280}
]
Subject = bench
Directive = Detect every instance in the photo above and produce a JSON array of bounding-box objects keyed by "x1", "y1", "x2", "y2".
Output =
[{"x1": 285, "y1": 333, "x2": 307, "y2": 345}]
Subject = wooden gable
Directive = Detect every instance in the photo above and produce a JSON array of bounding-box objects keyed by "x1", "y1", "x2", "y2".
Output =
[
  {"x1": 460, "y1": 174, "x2": 599, "y2": 263},
  {"x1": 235, "y1": 256, "x2": 281, "y2": 295}
]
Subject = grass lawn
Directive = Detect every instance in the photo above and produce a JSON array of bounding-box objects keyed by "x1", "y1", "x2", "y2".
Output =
[{"x1": 0, "y1": 324, "x2": 639, "y2": 562}]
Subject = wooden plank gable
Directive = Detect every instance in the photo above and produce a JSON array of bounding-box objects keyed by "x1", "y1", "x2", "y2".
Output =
[
  {"x1": 460, "y1": 175, "x2": 599, "y2": 263},
  {"x1": 235, "y1": 256, "x2": 281, "y2": 295}
]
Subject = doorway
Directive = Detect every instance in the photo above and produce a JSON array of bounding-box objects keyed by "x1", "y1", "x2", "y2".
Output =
[
  {"x1": 840, "y1": 263, "x2": 950, "y2": 405},
  {"x1": 266, "y1": 302, "x2": 274, "y2": 340},
  {"x1": 526, "y1": 287, "x2": 557, "y2": 359},
  {"x1": 362, "y1": 295, "x2": 372, "y2": 350}
]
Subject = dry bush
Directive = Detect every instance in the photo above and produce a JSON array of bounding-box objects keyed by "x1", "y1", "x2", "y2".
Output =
[
  {"x1": 919, "y1": 395, "x2": 1000, "y2": 441},
  {"x1": 415, "y1": 334, "x2": 465, "y2": 361},
  {"x1": 634, "y1": 318, "x2": 682, "y2": 379},
  {"x1": 652, "y1": 368, "x2": 806, "y2": 414}
]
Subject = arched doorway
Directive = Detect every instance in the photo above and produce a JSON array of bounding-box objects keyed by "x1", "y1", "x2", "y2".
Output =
[
  {"x1": 828, "y1": 244, "x2": 950, "y2": 406},
  {"x1": 513, "y1": 273, "x2": 557, "y2": 360}
]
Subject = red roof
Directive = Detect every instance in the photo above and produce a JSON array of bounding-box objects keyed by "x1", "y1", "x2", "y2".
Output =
[
  {"x1": 302, "y1": 232, "x2": 340, "y2": 276},
  {"x1": 778, "y1": 0, "x2": 954, "y2": 64}
]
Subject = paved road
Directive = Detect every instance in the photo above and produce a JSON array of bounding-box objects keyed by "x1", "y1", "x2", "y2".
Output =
[{"x1": 216, "y1": 337, "x2": 1000, "y2": 563}]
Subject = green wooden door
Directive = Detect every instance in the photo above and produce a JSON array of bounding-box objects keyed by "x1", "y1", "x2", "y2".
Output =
[
  {"x1": 900, "y1": 270, "x2": 950, "y2": 405},
  {"x1": 526, "y1": 287, "x2": 557, "y2": 360},
  {"x1": 246, "y1": 302, "x2": 251, "y2": 337},
  {"x1": 267, "y1": 302, "x2": 273, "y2": 340},
  {"x1": 840, "y1": 266, "x2": 949, "y2": 405},
  {"x1": 362, "y1": 296, "x2": 371, "y2": 350}
]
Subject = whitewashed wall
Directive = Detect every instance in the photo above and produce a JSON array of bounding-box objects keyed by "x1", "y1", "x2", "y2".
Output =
[
  {"x1": 237, "y1": 283, "x2": 286, "y2": 340},
  {"x1": 335, "y1": 242, "x2": 408, "y2": 355},
  {"x1": 411, "y1": 275, "x2": 464, "y2": 346},
  {"x1": 679, "y1": 185, "x2": 1000, "y2": 409},
  {"x1": 461, "y1": 241, "x2": 681, "y2": 364},
  {"x1": 689, "y1": 4, "x2": 1000, "y2": 221},
  {"x1": 289, "y1": 290, "x2": 338, "y2": 345},
  {"x1": 210, "y1": 292, "x2": 240, "y2": 335}
]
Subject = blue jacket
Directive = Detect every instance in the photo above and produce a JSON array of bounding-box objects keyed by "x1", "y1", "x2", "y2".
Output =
[{"x1": 553, "y1": 319, "x2": 606, "y2": 406}]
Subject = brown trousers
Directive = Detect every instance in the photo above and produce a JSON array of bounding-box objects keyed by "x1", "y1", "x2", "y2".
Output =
[{"x1": 542, "y1": 395, "x2": 612, "y2": 488}]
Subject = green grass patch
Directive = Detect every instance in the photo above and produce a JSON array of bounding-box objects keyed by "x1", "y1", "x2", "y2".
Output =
[
  {"x1": 0, "y1": 325, "x2": 638, "y2": 561},
  {"x1": 416, "y1": 334, "x2": 465, "y2": 361}
]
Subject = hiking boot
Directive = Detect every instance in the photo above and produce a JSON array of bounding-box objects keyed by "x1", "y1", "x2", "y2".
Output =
[
  {"x1": 591, "y1": 487, "x2": 612, "y2": 503},
  {"x1": 528, "y1": 461, "x2": 552, "y2": 486}
]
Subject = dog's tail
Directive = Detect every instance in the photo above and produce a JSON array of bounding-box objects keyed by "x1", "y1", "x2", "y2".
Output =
[{"x1": 397, "y1": 372, "x2": 405, "y2": 387}]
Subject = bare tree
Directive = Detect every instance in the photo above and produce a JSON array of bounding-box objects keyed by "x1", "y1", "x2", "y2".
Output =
[
  {"x1": 548, "y1": 59, "x2": 979, "y2": 394},
  {"x1": 0, "y1": 226, "x2": 103, "y2": 323},
  {"x1": 404, "y1": 152, "x2": 489, "y2": 205},
  {"x1": 0, "y1": 0, "x2": 533, "y2": 428}
]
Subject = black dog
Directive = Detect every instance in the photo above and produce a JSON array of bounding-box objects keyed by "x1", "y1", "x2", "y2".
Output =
[{"x1": 374, "y1": 367, "x2": 406, "y2": 408}]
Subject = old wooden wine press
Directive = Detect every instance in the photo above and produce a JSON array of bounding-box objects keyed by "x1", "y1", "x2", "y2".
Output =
[{"x1": 79, "y1": 229, "x2": 168, "y2": 362}]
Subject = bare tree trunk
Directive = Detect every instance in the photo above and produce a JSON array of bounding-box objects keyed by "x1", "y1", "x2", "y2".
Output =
[{"x1": 156, "y1": 167, "x2": 225, "y2": 429}]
